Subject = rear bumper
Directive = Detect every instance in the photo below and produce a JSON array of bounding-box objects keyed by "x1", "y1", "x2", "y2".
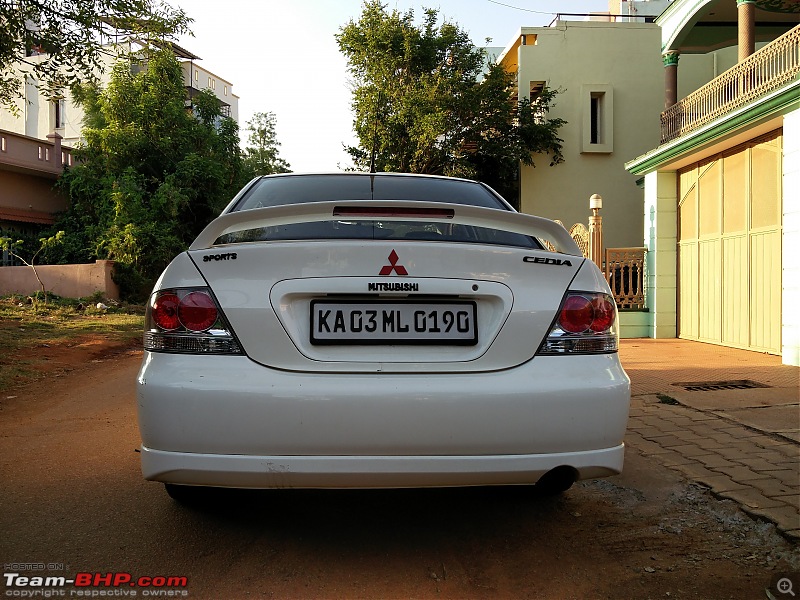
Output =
[
  {"x1": 137, "y1": 352, "x2": 630, "y2": 488},
  {"x1": 140, "y1": 445, "x2": 625, "y2": 489}
]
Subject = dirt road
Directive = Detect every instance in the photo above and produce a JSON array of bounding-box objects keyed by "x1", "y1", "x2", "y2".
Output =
[{"x1": 1, "y1": 349, "x2": 797, "y2": 599}]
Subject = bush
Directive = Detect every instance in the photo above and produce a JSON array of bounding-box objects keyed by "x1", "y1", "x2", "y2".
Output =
[{"x1": 112, "y1": 262, "x2": 154, "y2": 304}]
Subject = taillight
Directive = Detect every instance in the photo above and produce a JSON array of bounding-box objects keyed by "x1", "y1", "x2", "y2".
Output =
[
  {"x1": 559, "y1": 295, "x2": 594, "y2": 333},
  {"x1": 153, "y1": 293, "x2": 181, "y2": 331},
  {"x1": 178, "y1": 291, "x2": 218, "y2": 332},
  {"x1": 144, "y1": 288, "x2": 241, "y2": 354},
  {"x1": 539, "y1": 292, "x2": 618, "y2": 355},
  {"x1": 333, "y1": 206, "x2": 455, "y2": 219},
  {"x1": 589, "y1": 295, "x2": 615, "y2": 332}
]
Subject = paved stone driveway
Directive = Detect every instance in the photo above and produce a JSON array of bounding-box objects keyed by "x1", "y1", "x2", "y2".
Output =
[{"x1": 619, "y1": 339, "x2": 799, "y2": 540}]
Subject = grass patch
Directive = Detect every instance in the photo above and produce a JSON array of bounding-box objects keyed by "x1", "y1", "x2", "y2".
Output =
[
  {"x1": 0, "y1": 292, "x2": 144, "y2": 391},
  {"x1": 656, "y1": 394, "x2": 680, "y2": 405}
]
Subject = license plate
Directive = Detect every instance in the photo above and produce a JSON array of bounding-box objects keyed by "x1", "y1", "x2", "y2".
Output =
[{"x1": 310, "y1": 300, "x2": 478, "y2": 345}]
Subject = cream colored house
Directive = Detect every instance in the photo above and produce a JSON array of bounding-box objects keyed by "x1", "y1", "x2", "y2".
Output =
[
  {"x1": 0, "y1": 41, "x2": 239, "y2": 150},
  {"x1": 497, "y1": 18, "x2": 664, "y2": 252},
  {"x1": 625, "y1": 0, "x2": 799, "y2": 365},
  {"x1": 183, "y1": 62, "x2": 239, "y2": 123}
]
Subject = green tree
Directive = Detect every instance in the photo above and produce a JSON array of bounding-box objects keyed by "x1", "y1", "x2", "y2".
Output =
[
  {"x1": 52, "y1": 48, "x2": 246, "y2": 299},
  {"x1": 336, "y1": 1, "x2": 565, "y2": 204},
  {"x1": 0, "y1": 231, "x2": 64, "y2": 306},
  {"x1": 0, "y1": 0, "x2": 190, "y2": 114},
  {"x1": 242, "y1": 112, "x2": 291, "y2": 176}
]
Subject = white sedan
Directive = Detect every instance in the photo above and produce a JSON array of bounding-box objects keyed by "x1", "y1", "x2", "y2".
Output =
[{"x1": 136, "y1": 173, "x2": 630, "y2": 501}]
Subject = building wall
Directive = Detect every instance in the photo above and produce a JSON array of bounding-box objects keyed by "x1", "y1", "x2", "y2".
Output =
[
  {"x1": 508, "y1": 21, "x2": 663, "y2": 249},
  {"x1": 0, "y1": 45, "x2": 239, "y2": 150},
  {"x1": 0, "y1": 170, "x2": 65, "y2": 214},
  {"x1": 182, "y1": 62, "x2": 238, "y2": 123},
  {"x1": 0, "y1": 260, "x2": 120, "y2": 300},
  {"x1": 0, "y1": 51, "x2": 115, "y2": 147},
  {"x1": 0, "y1": 52, "x2": 104, "y2": 146},
  {"x1": 782, "y1": 108, "x2": 800, "y2": 366}
]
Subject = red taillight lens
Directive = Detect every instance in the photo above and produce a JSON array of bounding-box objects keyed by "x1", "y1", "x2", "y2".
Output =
[
  {"x1": 559, "y1": 295, "x2": 594, "y2": 333},
  {"x1": 178, "y1": 291, "x2": 218, "y2": 332},
  {"x1": 333, "y1": 206, "x2": 455, "y2": 219},
  {"x1": 558, "y1": 293, "x2": 616, "y2": 334},
  {"x1": 153, "y1": 293, "x2": 181, "y2": 331},
  {"x1": 541, "y1": 292, "x2": 618, "y2": 355},
  {"x1": 590, "y1": 295, "x2": 615, "y2": 332}
]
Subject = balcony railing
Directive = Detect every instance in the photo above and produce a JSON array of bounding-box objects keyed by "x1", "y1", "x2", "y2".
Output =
[
  {"x1": 0, "y1": 130, "x2": 73, "y2": 177},
  {"x1": 548, "y1": 13, "x2": 657, "y2": 26},
  {"x1": 661, "y1": 24, "x2": 800, "y2": 144},
  {"x1": 605, "y1": 247, "x2": 647, "y2": 310},
  {"x1": 545, "y1": 220, "x2": 646, "y2": 310}
]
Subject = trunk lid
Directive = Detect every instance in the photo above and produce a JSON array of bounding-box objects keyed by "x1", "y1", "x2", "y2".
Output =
[{"x1": 189, "y1": 240, "x2": 582, "y2": 373}]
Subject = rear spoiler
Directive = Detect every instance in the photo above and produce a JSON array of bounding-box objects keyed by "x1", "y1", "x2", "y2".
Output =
[{"x1": 189, "y1": 201, "x2": 582, "y2": 256}]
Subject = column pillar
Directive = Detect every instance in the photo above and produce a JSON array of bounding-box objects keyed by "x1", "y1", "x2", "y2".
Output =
[
  {"x1": 737, "y1": 0, "x2": 756, "y2": 62},
  {"x1": 589, "y1": 194, "x2": 603, "y2": 270},
  {"x1": 643, "y1": 171, "x2": 678, "y2": 339},
  {"x1": 663, "y1": 51, "x2": 680, "y2": 109},
  {"x1": 46, "y1": 132, "x2": 62, "y2": 167},
  {"x1": 782, "y1": 110, "x2": 800, "y2": 365}
]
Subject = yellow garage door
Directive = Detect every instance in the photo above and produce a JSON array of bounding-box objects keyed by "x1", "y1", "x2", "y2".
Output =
[{"x1": 678, "y1": 130, "x2": 782, "y2": 354}]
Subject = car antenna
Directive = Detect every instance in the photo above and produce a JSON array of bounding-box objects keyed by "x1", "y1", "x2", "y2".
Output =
[{"x1": 369, "y1": 91, "x2": 382, "y2": 175}]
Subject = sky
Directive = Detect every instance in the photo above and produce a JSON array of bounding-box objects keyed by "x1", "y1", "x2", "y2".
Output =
[{"x1": 173, "y1": 1, "x2": 612, "y2": 172}]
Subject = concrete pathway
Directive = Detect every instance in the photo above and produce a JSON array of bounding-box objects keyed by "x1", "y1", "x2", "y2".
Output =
[{"x1": 619, "y1": 339, "x2": 799, "y2": 540}]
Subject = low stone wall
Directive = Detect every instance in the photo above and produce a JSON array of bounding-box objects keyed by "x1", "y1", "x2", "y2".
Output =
[
  {"x1": 0, "y1": 260, "x2": 119, "y2": 300},
  {"x1": 619, "y1": 310, "x2": 650, "y2": 339}
]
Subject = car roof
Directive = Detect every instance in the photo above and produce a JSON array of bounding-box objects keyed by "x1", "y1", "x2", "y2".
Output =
[{"x1": 257, "y1": 172, "x2": 482, "y2": 185}]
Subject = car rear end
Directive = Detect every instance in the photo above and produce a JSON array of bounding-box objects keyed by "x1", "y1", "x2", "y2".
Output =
[{"x1": 136, "y1": 174, "x2": 630, "y2": 491}]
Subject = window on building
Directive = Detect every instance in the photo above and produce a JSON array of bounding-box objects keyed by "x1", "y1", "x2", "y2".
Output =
[
  {"x1": 194, "y1": 70, "x2": 198, "y2": 81},
  {"x1": 590, "y1": 94, "x2": 601, "y2": 144},
  {"x1": 581, "y1": 85, "x2": 613, "y2": 153},
  {"x1": 54, "y1": 98, "x2": 66, "y2": 129},
  {"x1": 223, "y1": 85, "x2": 228, "y2": 96}
]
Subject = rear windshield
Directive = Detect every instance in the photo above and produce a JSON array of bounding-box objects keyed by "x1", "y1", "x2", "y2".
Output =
[
  {"x1": 232, "y1": 174, "x2": 509, "y2": 211},
  {"x1": 220, "y1": 174, "x2": 541, "y2": 250}
]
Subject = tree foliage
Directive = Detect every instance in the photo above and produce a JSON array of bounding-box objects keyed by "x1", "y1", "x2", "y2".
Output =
[
  {"x1": 0, "y1": 231, "x2": 64, "y2": 305},
  {"x1": 336, "y1": 1, "x2": 565, "y2": 203},
  {"x1": 242, "y1": 111, "x2": 291, "y2": 176},
  {"x1": 0, "y1": 0, "x2": 190, "y2": 114},
  {"x1": 52, "y1": 48, "x2": 246, "y2": 299}
]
